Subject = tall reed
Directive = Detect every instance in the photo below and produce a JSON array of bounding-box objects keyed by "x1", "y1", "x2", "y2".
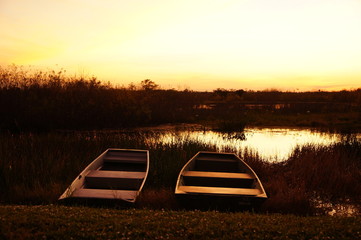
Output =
[
  {"x1": 0, "y1": 132, "x2": 360, "y2": 215},
  {"x1": 259, "y1": 139, "x2": 361, "y2": 214},
  {"x1": 0, "y1": 131, "x2": 215, "y2": 203}
]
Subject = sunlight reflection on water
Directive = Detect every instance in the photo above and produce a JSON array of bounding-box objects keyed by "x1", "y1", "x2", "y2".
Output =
[{"x1": 147, "y1": 128, "x2": 359, "y2": 162}]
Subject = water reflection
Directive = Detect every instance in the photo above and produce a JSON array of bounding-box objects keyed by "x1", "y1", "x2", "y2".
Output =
[{"x1": 146, "y1": 128, "x2": 359, "y2": 162}]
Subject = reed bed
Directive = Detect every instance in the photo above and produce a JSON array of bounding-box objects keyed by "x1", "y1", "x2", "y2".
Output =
[
  {"x1": 0, "y1": 131, "x2": 215, "y2": 204},
  {"x1": 0, "y1": 132, "x2": 360, "y2": 215}
]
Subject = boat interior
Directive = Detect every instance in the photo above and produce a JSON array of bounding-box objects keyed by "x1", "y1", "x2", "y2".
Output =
[
  {"x1": 177, "y1": 152, "x2": 263, "y2": 196},
  {"x1": 71, "y1": 150, "x2": 148, "y2": 202}
]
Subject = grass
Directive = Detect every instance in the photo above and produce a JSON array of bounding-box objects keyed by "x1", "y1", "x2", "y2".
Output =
[
  {"x1": 0, "y1": 131, "x2": 360, "y2": 215},
  {"x1": 0, "y1": 131, "x2": 215, "y2": 204},
  {"x1": 259, "y1": 140, "x2": 361, "y2": 214},
  {"x1": 0, "y1": 205, "x2": 360, "y2": 240}
]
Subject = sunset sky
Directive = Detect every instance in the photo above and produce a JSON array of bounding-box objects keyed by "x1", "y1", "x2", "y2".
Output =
[{"x1": 1, "y1": 0, "x2": 361, "y2": 91}]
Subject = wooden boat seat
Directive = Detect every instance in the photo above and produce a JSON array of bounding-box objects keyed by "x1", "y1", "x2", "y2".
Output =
[
  {"x1": 182, "y1": 171, "x2": 253, "y2": 179},
  {"x1": 107, "y1": 151, "x2": 146, "y2": 158},
  {"x1": 177, "y1": 186, "x2": 262, "y2": 196},
  {"x1": 85, "y1": 170, "x2": 145, "y2": 190},
  {"x1": 86, "y1": 170, "x2": 145, "y2": 179},
  {"x1": 72, "y1": 188, "x2": 138, "y2": 200},
  {"x1": 196, "y1": 156, "x2": 236, "y2": 162},
  {"x1": 103, "y1": 155, "x2": 147, "y2": 163}
]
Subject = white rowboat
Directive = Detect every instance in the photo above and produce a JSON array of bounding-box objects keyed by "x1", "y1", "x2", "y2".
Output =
[
  {"x1": 59, "y1": 149, "x2": 149, "y2": 203},
  {"x1": 175, "y1": 151, "x2": 267, "y2": 207}
]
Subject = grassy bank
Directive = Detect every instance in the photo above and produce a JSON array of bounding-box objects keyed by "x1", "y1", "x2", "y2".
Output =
[
  {"x1": 0, "y1": 205, "x2": 360, "y2": 240},
  {"x1": 0, "y1": 132, "x2": 360, "y2": 215}
]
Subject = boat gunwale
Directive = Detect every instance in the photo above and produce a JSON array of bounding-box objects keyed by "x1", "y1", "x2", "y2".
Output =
[
  {"x1": 175, "y1": 151, "x2": 267, "y2": 199},
  {"x1": 58, "y1": 148, "x2": 149, "y2": 203}
]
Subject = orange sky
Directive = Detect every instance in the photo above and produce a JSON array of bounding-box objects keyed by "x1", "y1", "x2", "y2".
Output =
[{"x1": 1, "y1": 0, "x2": 361, "y2": 91}]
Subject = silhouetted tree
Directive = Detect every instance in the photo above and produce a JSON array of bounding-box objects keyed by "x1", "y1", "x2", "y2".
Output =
[
  {"x1": 235, "y1": 89, "x2": 245, "y2": 98},
  {"x1": 213, "y1": 88, "x2": 228, "y2": 98},
  {"x1": 141, "y1": 79, "x2": 158, "y2": 91}
]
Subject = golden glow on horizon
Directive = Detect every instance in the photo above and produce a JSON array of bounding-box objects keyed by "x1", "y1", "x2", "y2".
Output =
[{"x1": 1, "y1": 0, "x2": 361, "y2": 91}]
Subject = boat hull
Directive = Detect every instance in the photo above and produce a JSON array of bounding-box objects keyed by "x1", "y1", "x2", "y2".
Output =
[
  {"x1": 175, "y1": 151, "x2": 267, "y2": 209},
  {"x1": 59, "y1": 149, "x2": 149, "y2": 205}
]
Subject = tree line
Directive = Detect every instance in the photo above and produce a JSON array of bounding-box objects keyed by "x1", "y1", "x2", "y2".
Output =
[{"x1": 1, "y1": 65, "x2": 361, "y2": 132}]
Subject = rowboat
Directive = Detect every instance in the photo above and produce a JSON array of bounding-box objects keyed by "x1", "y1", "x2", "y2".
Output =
[
  {"x1": 59, "y1": 149, "x2": 149, "y2": 204},
  {"x1": 175, "y1": 151, "x2": 267, "y2": 208}
]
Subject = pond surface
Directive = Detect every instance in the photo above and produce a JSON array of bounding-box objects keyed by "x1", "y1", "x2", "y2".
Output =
[{"x1": 144, "y1": 126, "x2": 361, "y2": 162}]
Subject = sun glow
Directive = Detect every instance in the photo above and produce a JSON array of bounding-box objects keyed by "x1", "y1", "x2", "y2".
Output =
[{"x1": 1, "y1": 0, "x2": 361, "y2": 90}]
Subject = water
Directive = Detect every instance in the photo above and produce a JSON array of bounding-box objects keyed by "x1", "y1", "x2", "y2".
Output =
[
  {"x1": 144, "y1": 126, "x2": 361, "y2": 162},
  {"x1": 139, "y1": 125, "x2": 361, "y2": 215}
]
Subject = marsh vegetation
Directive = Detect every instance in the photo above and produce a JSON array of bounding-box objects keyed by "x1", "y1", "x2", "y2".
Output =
[
  {"x1": 0, "y1": 65, "x2": 360, "y2": 216},
  {"x1": 1, "y1": 65, "x2": 361, "y2": 133},
  {"x1": 0, "y1": 131, "x2": 360, "y2": 216}
]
